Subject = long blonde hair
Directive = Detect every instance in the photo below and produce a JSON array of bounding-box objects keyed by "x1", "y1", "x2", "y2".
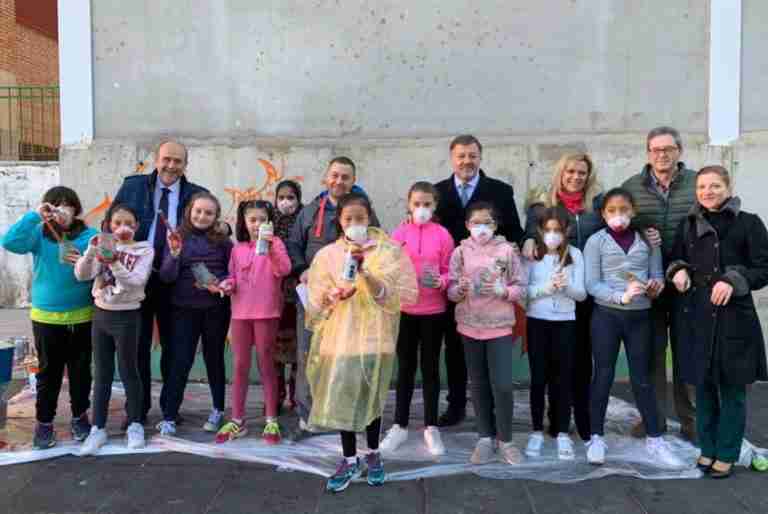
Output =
[{"x1": 547, "y1": 153, "x2": 601, "y2": 211}]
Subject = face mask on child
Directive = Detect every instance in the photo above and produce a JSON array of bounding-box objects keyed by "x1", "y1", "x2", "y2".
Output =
[
  {"x1": 543, "y1": 231, "x2": 563, "y2": 250},
  {"x1": 412, "y1": 207, "x2": 432, "y2": 225},
  {"x1": 277, "y1": 199, "x2": 298, "y2": 215},
  {"x1": 114, "y1": 226, "x2": 135, "y2": 242},
  {"x1": 470, "y1": 224, "x2": 493, "y2": 244},
  {"x1": 607, "y1": 215, "x2": 631, "y2": 232},
  {"x1": 344, "y1": 224, "x2": 368, "y2": 244}
]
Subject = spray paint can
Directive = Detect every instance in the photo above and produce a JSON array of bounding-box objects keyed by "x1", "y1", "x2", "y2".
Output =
[
  {"x1": 256, "y1": 222, "x2": 272, "y2": 255},
  {"x1": 341, "y1": 249, "x2": 359, "y2": 282}
]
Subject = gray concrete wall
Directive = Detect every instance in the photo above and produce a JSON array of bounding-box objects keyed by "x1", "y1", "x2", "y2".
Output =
[
  {"x1": 741, "y1": 0, "x2": 768, "y2": 132},
  {"x1": 0, "y1": 163, "x2": 60, "y2": 307},
  {"x1": 91, "y1": 1, "x2": 708, "y2": 139}
]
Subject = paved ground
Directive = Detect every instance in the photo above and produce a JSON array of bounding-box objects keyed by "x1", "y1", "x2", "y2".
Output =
[{"x1": 3, "y1": 307, "x2": 768, "y2": 513}]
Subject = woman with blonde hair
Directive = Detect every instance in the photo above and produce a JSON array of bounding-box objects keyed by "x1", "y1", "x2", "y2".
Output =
[{"x1": 521, "y1": 153, "x2": 603, "y2": 446}]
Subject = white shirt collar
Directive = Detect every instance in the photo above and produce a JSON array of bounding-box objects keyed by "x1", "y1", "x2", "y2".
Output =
[{"x1": 454, "y1": 171, "x2": 480, "y2": 190}]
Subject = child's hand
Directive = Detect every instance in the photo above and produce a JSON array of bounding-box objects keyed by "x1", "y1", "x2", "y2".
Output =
[
  {"x1": 37, "y1": 203, "x2": 55, "y2": 221},
  {"x1": 672, "y1": 269, "x2": 691, "y2": 293},
  {"x1": 456, "y1": 277, "x2": 471, "y2": 297},
  {"x1": 552, "y1": 271, "x2": 568, "y2": 290},
  {"x1": 167, "y1": 231, "x2": 182, "y2": 257},
  {"x1": 646, "y1": 278, "x2": 665, "y2": 299},
  {"x1": 64, "y1": 248, "x2": 82, "y2": 264},
  {"x1": 522, "y1": 239, "x2": 539, "y2": 260},
  {"x1": 621, "y1": 281, "x2": 646, "y2": 305},
  {"x1": 218, "y1": 278, "x2": 235, "y2": 295}
]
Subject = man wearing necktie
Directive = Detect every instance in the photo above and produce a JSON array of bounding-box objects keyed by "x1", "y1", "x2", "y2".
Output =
[
  {"x1": 113, "y1": 140, "x2": 207, "y2": 427},
  {"x1": 434, "y1": 134, "x2": 524, "y2": 426}
]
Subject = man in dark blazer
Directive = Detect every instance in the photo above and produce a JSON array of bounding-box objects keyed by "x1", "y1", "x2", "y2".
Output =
[
  {"x1": 433, "y1": 134, "x2": 524, "y2": 426},
  {"x1": 113, "y1": 140, "x2": 207, "y2": 428}
]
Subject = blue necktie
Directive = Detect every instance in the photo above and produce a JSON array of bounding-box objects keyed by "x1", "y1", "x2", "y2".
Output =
[
  {"x1": 460, "y1": 183, "x2": 471, "y2": 207},
  {"x1": 153, "y1": 187, "x2": 170, "y2": 268}
]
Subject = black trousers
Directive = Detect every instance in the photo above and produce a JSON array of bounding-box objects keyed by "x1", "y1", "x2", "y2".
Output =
[
  {"x1": 162, "y1": 303, "x2": 229, "y2": 421},
  {"x1": 31, "y1": 321, "x2": 92, "y2": 424},
  {"x1": 137, "y1": 273, "x2": 173, "y2": 419},
  {"x1": 91, "y1": 308, "x2": 143, "y2": 428},
  {"x1": 394, "y1": 312, "x2": 445, "y2": 427},
  {"x1": 526, "y1": 317, "x2": 577, "y2": 434},
  {"x1": 340, "y1": 417, "x2": 382, "y2": 457},
  {"x1": 443, "y1": 303, "x2": 467, "y2": 411}
]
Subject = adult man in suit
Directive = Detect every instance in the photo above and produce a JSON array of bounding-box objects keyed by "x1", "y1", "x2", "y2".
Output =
[
  {"x1": 434, "y1": 134, "x2": 524, "y2": 426},
  {"x1": 113, "y1": 140, "x2": 207, "y2": 428}
]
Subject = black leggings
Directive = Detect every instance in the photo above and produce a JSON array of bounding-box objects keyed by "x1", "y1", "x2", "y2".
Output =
[
  {"x1": 340, "y1": 417, "x2": 382, "y2": 457},
  {"x1": 394, "y1": 312, "x2": 444, "y2": 427}
]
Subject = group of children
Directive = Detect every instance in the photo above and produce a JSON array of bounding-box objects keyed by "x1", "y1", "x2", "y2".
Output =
[{"x1": 2, "y1": 174, "x2": 686, "y2": 492}]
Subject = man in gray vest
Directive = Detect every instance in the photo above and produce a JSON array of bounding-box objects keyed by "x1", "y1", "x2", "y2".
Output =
[{"x1": 621, "y1": 126, "x2": 697, "y2": 440}]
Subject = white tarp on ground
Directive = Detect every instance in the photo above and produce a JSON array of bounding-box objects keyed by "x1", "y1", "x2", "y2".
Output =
[{"x1": 1, "y1": 382, "x2": 765, "y2": 483}]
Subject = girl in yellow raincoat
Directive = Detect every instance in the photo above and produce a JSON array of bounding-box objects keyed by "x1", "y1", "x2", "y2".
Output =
[{"x1": 306, "y1": 192, "x2": 417, "y2": 493}]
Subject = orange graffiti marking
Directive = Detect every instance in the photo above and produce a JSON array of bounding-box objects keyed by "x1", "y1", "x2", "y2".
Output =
[
  {"x1": 83, "y1": 194, "x2": 113, "y2": 227},
  {"x1": 223, "y1": 158, "x2": 303, "y2": 223}
]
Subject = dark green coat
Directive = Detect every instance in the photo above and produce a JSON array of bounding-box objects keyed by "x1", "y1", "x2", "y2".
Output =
[
  {"x1": 621, "y1": 163, "x2": 696, "y2": 264},
  {"x1": 668, "y1": 198, "x2": 768, "y2": 386}
]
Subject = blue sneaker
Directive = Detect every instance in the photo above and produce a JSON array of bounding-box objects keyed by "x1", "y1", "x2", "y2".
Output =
[
  {"x1": 365, "y1": 451, "x2": 386, "y2": 486},
  {"x1": 70, "y1": 413, "x2": 92, "y2": 442},
  {"x1": 326, "y1": 457, "x2": 362, "y2": 493},
  {"x1": 33, "y1": 422, "x2": 56, "y2": 450}
]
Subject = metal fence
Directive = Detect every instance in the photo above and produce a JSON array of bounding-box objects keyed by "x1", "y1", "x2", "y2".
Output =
[{"x1": 0, "y1": 86, "x2": 60, "y2": 161}]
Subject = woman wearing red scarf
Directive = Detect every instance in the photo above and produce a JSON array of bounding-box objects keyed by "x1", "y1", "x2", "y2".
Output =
[{"x1": 521, "y1": 153, "x2": 603, "y2": 443}]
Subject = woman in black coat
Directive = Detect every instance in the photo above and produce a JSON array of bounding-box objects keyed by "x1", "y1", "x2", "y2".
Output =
[{"x1": 667, "y1": 165, "x2": 768, "y2": 478}]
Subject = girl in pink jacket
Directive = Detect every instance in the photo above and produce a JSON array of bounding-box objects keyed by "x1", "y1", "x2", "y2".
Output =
[
  {"x1": 215, "y1": 200, "x2": 291, "y2": 444},
  {"x1": 447, "y1": 201, "x2": 527, "y2": 466},
  {"x1": 380, "y1": 182, "x2": 455, "y2": 457}
]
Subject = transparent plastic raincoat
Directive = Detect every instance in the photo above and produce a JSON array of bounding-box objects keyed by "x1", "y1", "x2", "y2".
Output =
[{"x1": 306, "y1": 227, "x2": 418, "y2": 432}]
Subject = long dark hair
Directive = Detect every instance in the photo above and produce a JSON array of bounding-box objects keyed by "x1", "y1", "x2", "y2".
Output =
[
  {"x1": 534, "y1": 207, "x2": 573, "y2": 266},
  {"x1": 179, "y1": 192, "x2": 229, "y2": 244},
  {"x1": 235, "y1": 200, "x2": 275, "y2": 243},
  {"x1": 41, "y1": 186, "x2": 87, "y2": 241},
  {"x1": 333, "y1": 192, "x2": 373, "y2": 237},
  {"x1": 600, "y1": 187, "x2": 650, "y2": 246},
  {"x1": 275, "y1": 179, "x2": 303, "y2": 206},
  {"x1": 100, "y1": 203, "x2": 139, "y2": 233}
]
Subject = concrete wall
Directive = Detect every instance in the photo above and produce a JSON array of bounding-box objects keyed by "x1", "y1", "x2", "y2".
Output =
[
  {"x1": 90, "y1": 1, "x2": 708, "y2": 139},
  {"x1": 741, "y1": 0, "x2": 768, "y2": 132},
  {"x1": 0, "y1": 162, "x2": 59, "y2": 307}
]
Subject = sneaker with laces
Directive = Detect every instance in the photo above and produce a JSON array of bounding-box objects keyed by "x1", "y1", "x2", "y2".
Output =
[
  {"x1": 470, "y1": 437, "x2": 497, "y2": 464},
  {"x1": 203, "y1": 409, "x2": 225, "y2": 432},
  {"x1": 326, "y1": 457, "x2": 362, "y2": 493},
  {"x1": 557, "y1": 433, "x2": 575, "y2": 461},
  {"x1": 500, "y1": 441, "x2": 523, "y2": 465},
  {"x1": 80, "y1": 427, "x2": 108, "y2": 456},
  {"x1": 216, "y1": 421, "x2": 248, "y2": 444},
  {"x1": 586, "y1": 435, "x2": 606, "y2": 465},
  {"x1": 379, "y1": 424, "x2": 408, "y2": 453},
  {"x1": 525, "y1": 431, "x2": 544, "y2": 457},
  {"x1": 646, "y1": 436, "x2": 685, "y2": 468},
  {"x1": 126, "y1": 423, "x2": 145, "y2": 450},
  {"x1": 263, "y1": 419, "x2": 281, "y2": 445},
  {"x1": 33, "y1": 422, "x2": 56, "y2": 450},
  {"x1": 424, "y1": 426, "x2": 445, "y2": 456},
  {"x1": 365, "y1": 451, "x2": 386, "y2": 486},
  {"x1": 156, "y1": 420, "x2": 177, "y2": 436},
  {"x1": 70, "y1": 413, "x2": 92, "y2": 442}
]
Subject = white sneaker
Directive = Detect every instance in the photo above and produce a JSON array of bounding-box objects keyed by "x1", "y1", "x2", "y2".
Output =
[
  {"x1": 525, "y1": 431, "x2": 544, "y2": 457},
  {"x1": 586, "y1": 434, "x2": 606, "y2": 465},
  {"x1": 470, "y1": 437, "x2": 497, "y2": 464},
  {"x1": 126, "y1": 422, "x2": 145, "y2": 450},
  {"x1": 424, "y1": 426, "x2": 445, "y2": 456},
  {"x1": 646, "y1": 436, "x2": 685, "y2": 468},
  {"x1": 500, "y1": 441, "x2": 523, "y2": 465},
  {"x1": 203, "y1": 409, "x2": 224, "y2": 432},
  {"x1": 557, "y1": 433, "x2": 575, "y2": 461},
  {"x1": 379, "y1": 424, "x2": 408, "y2": 453},
  {"x1": 156, "y1": 420, "x2": 177, "y2": 437},
  {"x1": 80, "y1": 427, "x2": 107, "y2": 456}
]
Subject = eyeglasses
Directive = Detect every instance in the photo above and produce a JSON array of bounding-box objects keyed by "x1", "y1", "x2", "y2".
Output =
[{"x1": 648, "y1": 146, "x2": 679, "y2": 156}]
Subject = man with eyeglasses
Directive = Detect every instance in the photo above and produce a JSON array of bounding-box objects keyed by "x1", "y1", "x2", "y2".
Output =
[{"x1": 620, "y1": 126, "x2": 697, "y2": 441}]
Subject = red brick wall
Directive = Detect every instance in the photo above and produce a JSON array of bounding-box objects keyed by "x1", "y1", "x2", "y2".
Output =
[
  {"x1": 0, "y1": 0, "x2": 59, "y2": 85},
  {"x1": 0, "y1": 0, "x2": 14, "y2": 78}
]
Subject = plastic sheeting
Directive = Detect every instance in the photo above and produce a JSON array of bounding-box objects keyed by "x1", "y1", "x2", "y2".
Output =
[{"x1": 2, "y1": 382, "x2": 766, "y2": 483}]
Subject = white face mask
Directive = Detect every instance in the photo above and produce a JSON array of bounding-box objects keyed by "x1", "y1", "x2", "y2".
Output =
[
  {"x1": 412, "y1": 207, "x2": 432, "y2": 225},
  {"x1": 469, "y1": 224, "x2": 493, "y2": 244},
  {"x1": 277, "y1": 199, "x2": 298, "y2": 215},
  {"x1": 344, "y1": 224, "x2": 368, "y2": 244},
  {"x1": 607, "y1": 214, "x2": 631, "y2": 232},
  {"x1": 114, "y1": 226, "x2": 135, "y2": 242},
  {"x1": 543, "y1": 231, "x2": 563, "y2": 250}
]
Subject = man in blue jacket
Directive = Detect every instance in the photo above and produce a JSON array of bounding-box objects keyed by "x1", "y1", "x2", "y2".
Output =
[{"x1": 113, "y1": 140, "x2": 207, "y2": 428}]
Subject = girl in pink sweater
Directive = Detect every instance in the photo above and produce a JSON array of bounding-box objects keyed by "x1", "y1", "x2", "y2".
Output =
[
  {"x1": 215, "y1": 200, "x2": 291, "y2": 444},
  {"x1": 447, "y1": 201, "x2": 527, "y2": 466},
  {"x1": 380, "y1": 182, "x2": 454, "y2": 456}
]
